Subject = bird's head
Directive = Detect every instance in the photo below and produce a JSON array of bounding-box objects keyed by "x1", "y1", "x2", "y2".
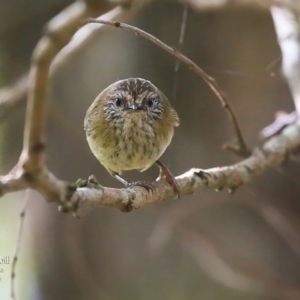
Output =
[{"x1": 101, "y1": 78, "x2": 165, "y2": 123}]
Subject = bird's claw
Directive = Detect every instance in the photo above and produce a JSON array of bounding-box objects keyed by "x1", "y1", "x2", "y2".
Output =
[
  {"x1": 156, "y1": 161, "x2": 180, "y2": 197},
  {"x1": 126, "y1": 181, "x2": 154, "y2": 193}
]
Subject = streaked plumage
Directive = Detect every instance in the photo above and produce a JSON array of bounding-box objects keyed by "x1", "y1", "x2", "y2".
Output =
[{"x1": 84, "y1": 78, "x2": 179, "y2": 177}]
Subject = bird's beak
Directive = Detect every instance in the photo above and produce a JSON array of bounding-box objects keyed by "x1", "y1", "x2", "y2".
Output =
[{"x1": 127, "y1": 103, "x2": 143, "y2": 111}]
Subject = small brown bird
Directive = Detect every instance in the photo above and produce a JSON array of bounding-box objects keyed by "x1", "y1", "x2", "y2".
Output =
[{"x1": 84, "y1": 78, "x2": 180, "y2": 193}]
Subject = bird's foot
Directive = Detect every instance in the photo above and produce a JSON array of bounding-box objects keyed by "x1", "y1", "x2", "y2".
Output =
[
  {"x1": 113, "y1": 175, "x2": 154, "y2": 212},
  {"x1": 113, "y1": 173, "x2": 153, "y2": 192},
  {"x1": 156, "y1": 160, "x2": 180, "y2": 197},
  {"x1": 261, "y1": 110, "x2": 298, "y2": 139},
  {"x1": 121, "y1": 181, "x2": 154, "y2": 212},
  {"x1": 125, "y1": 180, "x2": 154, "y2": 192}
]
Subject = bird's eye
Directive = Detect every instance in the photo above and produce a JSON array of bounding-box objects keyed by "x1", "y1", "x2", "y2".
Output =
[
  {"x1": 147, "y1": 98, "x2": 154, "y2": 107},
  {"x1": 115, "y1": 98, "x2": 122, "y2": 107}
]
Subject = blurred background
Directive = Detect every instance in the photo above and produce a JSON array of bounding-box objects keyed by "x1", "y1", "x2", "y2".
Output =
[{"x1": 1, "y1": 0, "x2": 300, "y2": 299}]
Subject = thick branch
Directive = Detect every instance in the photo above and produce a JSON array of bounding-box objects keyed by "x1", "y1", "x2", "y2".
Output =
[
  {"x1": 71, "y1": 121, "x2": 300, "y2": 211},
  {"x1": 1, "y1": 119, "x2": 300, "y2": 212}
]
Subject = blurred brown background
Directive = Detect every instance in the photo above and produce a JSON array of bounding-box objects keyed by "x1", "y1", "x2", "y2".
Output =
[{"x1": 1, "y1": 0, "x2": 300, "y2": 299}]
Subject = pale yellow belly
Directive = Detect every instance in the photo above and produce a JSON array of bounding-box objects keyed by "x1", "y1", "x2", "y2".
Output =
[{"x1": 87, "y1": 127, "x2": 173, "y2": 175}]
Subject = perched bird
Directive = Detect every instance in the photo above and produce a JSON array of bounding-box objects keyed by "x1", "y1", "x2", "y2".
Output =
[{"x1": 84, "y1": 78, "x2": 180, "y2": 194}]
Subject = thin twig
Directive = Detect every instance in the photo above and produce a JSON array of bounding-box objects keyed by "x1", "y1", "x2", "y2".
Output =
[
  {"x1": 11, "y1": 190, "x2": 29, "y2": 300},
  {"x1": 86, "y1": 18, "x2": 250, "y2": 157}
]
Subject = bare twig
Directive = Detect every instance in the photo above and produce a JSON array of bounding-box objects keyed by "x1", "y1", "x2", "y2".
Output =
[
  {"x1": 86, "y1": 18, "x2": 250, "y2": 157},
  {"x1": 11, "y1": 190, "x2": 29, "y2": 300}
]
